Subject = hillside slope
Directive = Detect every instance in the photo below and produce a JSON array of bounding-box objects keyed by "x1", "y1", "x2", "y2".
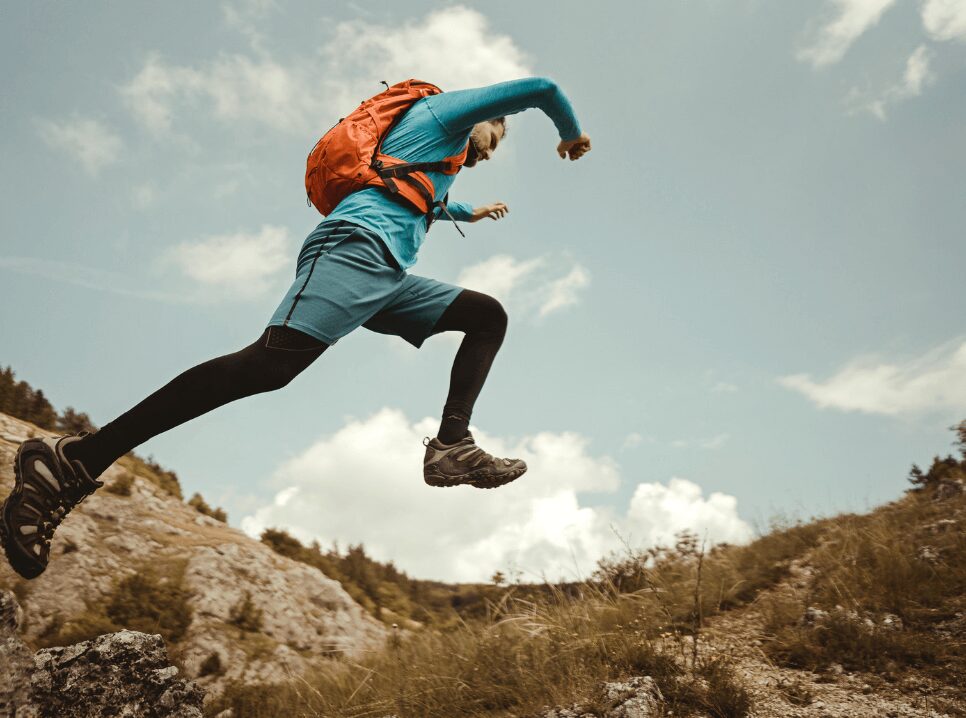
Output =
[{"x1": 0, "y1": 412, "x2": 386, "y2": 703}]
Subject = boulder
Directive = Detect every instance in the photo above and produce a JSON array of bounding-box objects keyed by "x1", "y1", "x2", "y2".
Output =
[{"x1": 0, "y1": 590, "x2": 205, "y2": 718}]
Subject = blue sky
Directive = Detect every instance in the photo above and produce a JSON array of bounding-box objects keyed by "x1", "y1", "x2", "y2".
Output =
[{"x1": 2, "y1": 1, "x2": 965, "y2": 582}]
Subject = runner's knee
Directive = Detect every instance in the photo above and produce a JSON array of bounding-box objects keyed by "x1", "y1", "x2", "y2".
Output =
[
  {"x1": 479, "y1": 294, "x2": 508, "y2": 336},
  {"x1": 434, "y1": 289, "x2": 507, "y2": 336}
]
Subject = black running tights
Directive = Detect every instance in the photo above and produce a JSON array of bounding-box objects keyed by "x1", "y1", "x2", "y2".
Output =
[{"x1": 67, "y1": 289, "x2": 507, "y2": 479}]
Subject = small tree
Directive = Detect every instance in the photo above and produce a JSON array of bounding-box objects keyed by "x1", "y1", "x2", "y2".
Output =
[
  {"x1": 58, "y1": 406, "x2": 97, "y2": 434},
  {"x1": 954, "y1": 419, "x2": 966, "y2": 459}
]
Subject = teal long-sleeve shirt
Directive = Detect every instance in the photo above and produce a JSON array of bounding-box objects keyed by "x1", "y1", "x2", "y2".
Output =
[{"x1": 323, "y1": 76, "x2": 583, "y2": 270}]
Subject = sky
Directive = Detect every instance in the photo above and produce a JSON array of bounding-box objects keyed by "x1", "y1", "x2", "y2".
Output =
[{"x1": 2, "y1": 0, "x2": 965, "y2": 583}]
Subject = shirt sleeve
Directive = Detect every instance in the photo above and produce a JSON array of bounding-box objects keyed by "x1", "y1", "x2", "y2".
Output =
[
  {"x1": 433, "y1": 200, "x2": 475, "y2": 222},
  {"x1": 425, "y1": 77, "x2": 582, "y2": 141}
]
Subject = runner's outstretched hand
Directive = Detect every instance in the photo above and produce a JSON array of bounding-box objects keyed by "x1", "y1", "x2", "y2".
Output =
[
  {"x1": 471, "y1": 202, "x2": 509, "y2": 222},
  {"x1": 557, "y1": 133, "x2": 591, "y2": 161}
]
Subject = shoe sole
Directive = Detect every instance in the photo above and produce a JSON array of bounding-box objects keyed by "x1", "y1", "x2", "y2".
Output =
[
  {"x1": 0, "y1": 439, "x2": 53, "y2": 580},
  {"x1": 424, "y1": 464, "x2": 527, "y2": 490}
]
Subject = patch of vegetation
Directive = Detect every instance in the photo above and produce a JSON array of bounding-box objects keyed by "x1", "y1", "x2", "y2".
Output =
[
  {"x1": 105, "y1": 472, "x2": 134, "y2": 496},
  {"x1": 593, "y1": 519, "x2": 825, "y2": 638},
  {"x1": 37, "y1": 559, "x2": 195, "y2": 648},
  {"x1": 35, "y1": 611, "x2": 119, "y2": 649},
  {"x1": 106, "y1": 560, "x2": 194, "y2": 642},
  {"x1": 198, "y1": 652, "x2": 225, "y2": 677},
  {"x1": 761, "y1": 421, "x2": 966, "y2": 686},
  {"x1": 229, "y1": 591, "x2": 264, "y2": 633},
  {"x1": 209, "y1": 578, "x2": 753, "y2": 718},
  {"x1": 116, "y1": 453, "x2": 183, "y2": 500},
  {"x1": 187, "y1": 492, "x2": 228, "y2": 522},
  {"x1": 259, "y1": 528, "x2": 582, "y2": 628}
]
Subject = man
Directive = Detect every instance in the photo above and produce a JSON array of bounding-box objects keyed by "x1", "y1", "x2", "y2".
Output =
[{"x1": 0, "y1": 76, "x2": 591, "y2": 579}]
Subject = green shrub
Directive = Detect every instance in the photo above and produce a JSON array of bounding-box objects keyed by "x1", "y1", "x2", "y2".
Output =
[
  {"x1": 229, "y1": 592, "x2": 264, "y2": 633},
  {"x1": 105, "y1": 473, "x2": 134, "y2": 496},
  {"x1": 106, "y1": 562, "x2": 193, "y2": 643},
  {"x1": 187, "y1": 492, "x2": 228, "y2": 522},
  {"x1": 35, "y1": 611, "x2": 120, "y2": 648},
  {"x1": 116, "y1": 453, "x2": 183, "y2": 499},
  {"x1": 198, "y1": 652, "x2": 224, "y2": 677}
]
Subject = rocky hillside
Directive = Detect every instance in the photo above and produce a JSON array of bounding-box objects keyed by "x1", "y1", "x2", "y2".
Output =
[{"x1": 0, "y1": 412, "x2": 386, "y2": 706}]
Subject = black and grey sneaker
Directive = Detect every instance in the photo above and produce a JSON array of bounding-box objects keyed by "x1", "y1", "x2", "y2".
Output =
[
  {"x1": 422, "y1": 432, "x2": 527, "y2": 489},
  {"x1": 0, "y1": 432, "x2": 103, "y2": 579}
]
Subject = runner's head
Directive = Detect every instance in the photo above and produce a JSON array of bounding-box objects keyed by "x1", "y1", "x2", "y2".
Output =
[{"x1": 464, "y1": 117, "x2": 507, "y2": 168}]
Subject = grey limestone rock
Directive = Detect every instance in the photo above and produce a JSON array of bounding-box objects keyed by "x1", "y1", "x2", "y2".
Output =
[{"x1": 0, "y1": 590, "x2": 205, "y2": 718}]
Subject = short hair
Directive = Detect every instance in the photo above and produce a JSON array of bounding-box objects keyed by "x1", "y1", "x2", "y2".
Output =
[{"x1": 491, "y1": 116, "x2": 507, "y2": 136}]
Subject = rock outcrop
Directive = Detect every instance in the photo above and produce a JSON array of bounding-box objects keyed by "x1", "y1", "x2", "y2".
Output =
[
  {"x1": 542, "y1": 677, "x2": 664, "y2": 718},
  {"x1": 2, "y1": 590, "x2": 206, "y2": 718},
  {"x1": 0, "y1": 413, "x2": 386, "y2": 704}
]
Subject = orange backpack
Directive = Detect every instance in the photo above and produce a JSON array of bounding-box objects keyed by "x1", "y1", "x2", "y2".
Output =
[{"x1": 305, "y1": 79, "x2": 470, "y2": 231}]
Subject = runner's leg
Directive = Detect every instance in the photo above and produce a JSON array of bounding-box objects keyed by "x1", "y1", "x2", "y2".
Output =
[
  {"x1": 64, "y1": 325, "x2": 327, "y2": 479},
  {"x1": 428, "y1": 289, "x2": 507, "y2": 444}
]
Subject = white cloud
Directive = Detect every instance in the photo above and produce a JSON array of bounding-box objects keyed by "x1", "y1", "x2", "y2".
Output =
[
  {"x1": 160, "y1": 224, "x2": 291, "y2": 299},
  {"x1": 625, "y1": 478, "x2": 748, "y2": 549},
  {"x1": 120, "y1": 52, "x2": 323, "y2": 136},
  {"x1": 322, "y1": 5, "x2": 532, "y2": 106},
  {"x1": 239, "y1": 408, "x2": 752, "y2": 582},
  {"x1": 538, "y1": 265, "x2": 591, "y2": 317},
  {"x1": 711, "y1": 381, "x2": 739, "y2": 393},
  {"x1": 36, "y1": 116, "x2": 123, "y2": 176},
  {"x1": 921, "y1": 0, "x2": 966, "y2": 41},
  {"x1": 778, "y1": 338, "x2": 966, "y2": 415},
  {"x1": 120, "y1": 6, "x2": 531, "y2": 138},
  {"x1": 457, "y1": 254, "x2": 545, "y2": 301},
  {"x1": 798, "y1": 0, "x2": 897, "y2": 68},
  {"x1": 221, "y1": 0, "x2": 279, "y2": 52},
  {"x1": 457, "y1": 253, "x2": 590, "y2": 320},
  {"x1": 851, "y1": 44, "x2": 935, "y2": 119}
]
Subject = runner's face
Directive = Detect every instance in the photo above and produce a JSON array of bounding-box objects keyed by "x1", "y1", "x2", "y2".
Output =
[{"x1": 464, "y1": 121, "x2": 505, "y2": 167}]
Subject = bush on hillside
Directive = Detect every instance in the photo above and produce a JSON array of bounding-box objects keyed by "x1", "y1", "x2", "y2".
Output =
[
  {"x1": 229, "y1": 592, "x2": 264, "y2": 634},
  {"x1": 259, "y1": 528, "x2": 515, "y2": 627},
  {"x1": 34, "y1": 561, "x2": 194, "y2": 648},
  {"x1": 106, "y1": 562, "x2": 194, "y2": 643},
  {"x1": 188, "y1": 492, "x2": 228, "y2": 522},
  {"x1": 105, "y1": 472, "x2": 134, "y2": 496}
]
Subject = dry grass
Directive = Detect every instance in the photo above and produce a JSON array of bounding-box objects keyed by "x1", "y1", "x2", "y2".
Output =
[
  {"x1": 762, "y1": 485, "x2": 965, "y2": 680},
  {"x1": 209, "y1": 582, "x2": 752, "y2": 718}
]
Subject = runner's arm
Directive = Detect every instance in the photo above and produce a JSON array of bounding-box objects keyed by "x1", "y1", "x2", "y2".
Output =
[
  {"x1": 425, "y1": 77, "x2": 582, "y2": 141},
  {"x1": 432, "y1": 200, "x2": 475, "y2": 222}
]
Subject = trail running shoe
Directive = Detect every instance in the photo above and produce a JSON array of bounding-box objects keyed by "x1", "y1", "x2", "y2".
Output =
[
  {"x1": 422, "y1": 432, "x2": 527, "y2": 489},
  {"x1": 0, "y1": 432, "x2": 102, "y2": 579}
]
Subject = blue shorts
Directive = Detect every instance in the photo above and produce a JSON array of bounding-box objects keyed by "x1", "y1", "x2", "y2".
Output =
[{"x1": 266, "y1": 219, "x2": 464, "y2": 348}]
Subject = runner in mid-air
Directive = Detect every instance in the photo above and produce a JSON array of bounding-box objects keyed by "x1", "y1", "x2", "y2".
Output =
[{"x1": 1, "y1": 76, "x2": 591, "y2": 579}]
